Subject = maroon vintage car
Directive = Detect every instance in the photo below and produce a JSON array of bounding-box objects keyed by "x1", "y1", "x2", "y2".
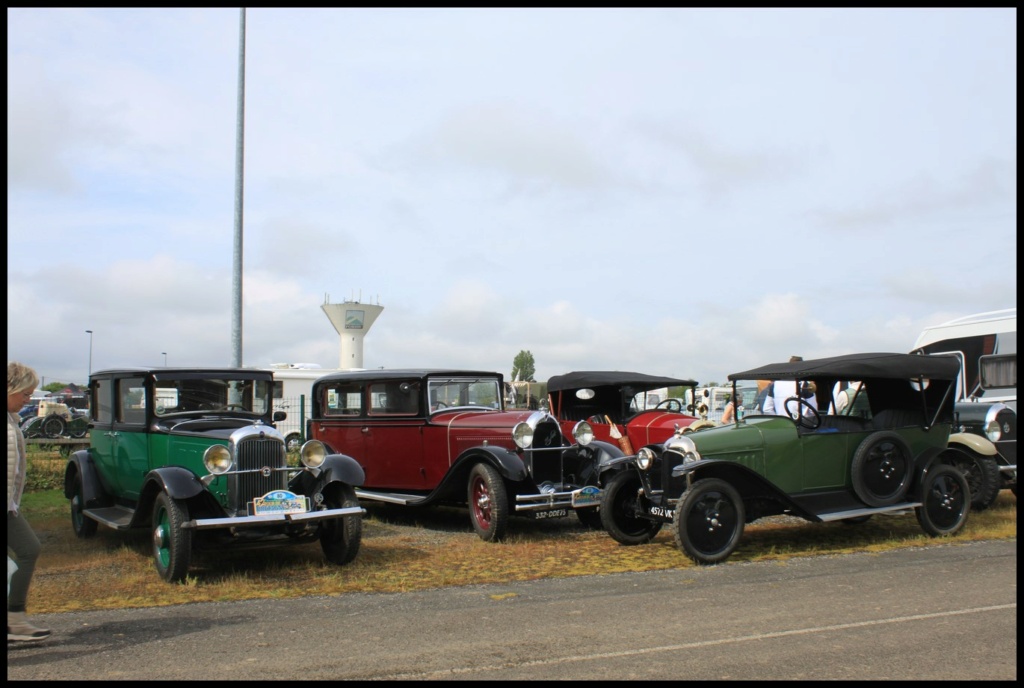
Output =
[
  {"x1": 302, "y1": 369, "x2": 612, "y2": 541},
  {"x1": 546, "y1": 371, "x2": 706, "y2": 454}
]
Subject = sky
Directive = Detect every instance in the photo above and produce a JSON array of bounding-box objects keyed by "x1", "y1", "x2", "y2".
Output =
[{"x1": 7, "y1": 8, "x2": 1017, "y2": 388}]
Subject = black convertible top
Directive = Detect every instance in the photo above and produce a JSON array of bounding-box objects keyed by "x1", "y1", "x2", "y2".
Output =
[
  {"x1": 728, "y1": 352, "x2": 960, "y2": 382},
  {"x1": 547, "y1": 371, "x2": 697, "y2": 393}
]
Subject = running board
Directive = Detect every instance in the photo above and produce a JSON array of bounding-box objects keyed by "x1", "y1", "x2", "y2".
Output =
[
  {"x1": 815, "y1": 502, "x2": 921, "y2": 522},
  {"x1": 355, "y1": 489, "x2": 430, "y2": 506},
  {"x1": 83, "y1": 506, "x2": 137, "y2": 530}
]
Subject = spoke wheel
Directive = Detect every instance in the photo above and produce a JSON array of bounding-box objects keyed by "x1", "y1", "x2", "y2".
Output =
[
  {"x1": 467, "y1": 463, "x2": 508, "y2": 542},
  {"x1": 152, "y1": 492, "x2": 193, "y2": 583},
  {"x1": 952, "y1": 454, "x2": 1001, "y2": 511},
  {"x1": 600, "y1": 470, "x2": 662, "y2": 545},
  {"x1": 319, "y1": 484, "x2": 363, "y2": 565},
  {"x1": 916, "y1": 464, "x2": 969, "y2": 536},
  {"x1": 673, "y1": 478, "x2": 745, "y2": 565}
]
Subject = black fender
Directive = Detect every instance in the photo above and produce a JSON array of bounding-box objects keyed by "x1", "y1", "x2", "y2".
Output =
[
  {"x1": 423, "y1": 446, "x2": 528, "y2": 503},
  {"x1": 290, "y1": 454, "x2": 366, "y2": 494},
  {"x1": 676, "y1": 459, "x2": 818, "y2": 520},
  {"x1": 63, "y1": 449, "x2": 112, "y2": 510},
  {"x1": 144, "y1": 466, "x2": 206, "y2": 501}
]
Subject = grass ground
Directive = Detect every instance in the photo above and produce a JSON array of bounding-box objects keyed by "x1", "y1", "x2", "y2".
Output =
[{"x1": 18, "y1": 479, "x2": 1017, "y2": 615}]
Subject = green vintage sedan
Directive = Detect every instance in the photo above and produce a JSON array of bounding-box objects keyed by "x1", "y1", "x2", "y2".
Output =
[{"x1": 598, "y1": 352, "x2": 979, "y2": 565}]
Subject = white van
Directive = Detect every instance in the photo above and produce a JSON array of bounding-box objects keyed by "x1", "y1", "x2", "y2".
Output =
[
  {"x1": 262, "y1": 364, "x2": 350, "y2": 451},
  {"x1": 913, "y1": 308, "x2": 1016, "y2": 408}
]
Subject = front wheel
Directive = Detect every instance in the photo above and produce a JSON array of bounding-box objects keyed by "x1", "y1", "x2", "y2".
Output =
[
  {"x1": 575, "y1": 506, "x2": 603, "y2": 530},
  {"x1": 69, "y1": 471, "x2": 98, "y2": 538},
  {"x1": 600, "y1": 470, "x2": 662, "y2": 545},
  {"x1": 916, "y1": 464, "x2": 969, "y2": 537},
  {"x1": 951, "y1": 453, "x2": 1001, "y2": 511},
  {"x1": 673, "y1": 478, "x2": 745, "y2": 565},
  {"x1": 319, "y1": 484, "x2": 362, "y2": 565},
  {"x1": 152, "y1": 491, "x2": 193, "y2": 583},
  {"x1": 467, "y1": 463, "x2": 509, "y2": 542}
]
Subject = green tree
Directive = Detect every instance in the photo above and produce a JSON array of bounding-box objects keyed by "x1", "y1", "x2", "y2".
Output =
[{"x1": 511, "y1": 350, "x2": 536, "y2": 382}]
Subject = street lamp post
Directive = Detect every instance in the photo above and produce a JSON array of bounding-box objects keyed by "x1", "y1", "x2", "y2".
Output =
[
  {"x1": 86, "y1": 330, "x2": 93, "y2": 376},
  {"x1": 162, "y1": 352, "x2": 167, "y2": 367}
]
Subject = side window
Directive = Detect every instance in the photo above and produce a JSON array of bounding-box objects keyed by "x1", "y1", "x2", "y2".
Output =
[
  {"x1": 273, "y1": 381, "x2": 284, "y2": 400},
  {"x1": 93, "y1": 378, "x2": 114, "y2": 424},
  {"x1": 324, "y1": 383, "x2": 363, "y2": 416},
  {"x1": 368, "y1": 381, "x2": 419, "y2": 416},
  {"x1": 117, "y1": 377, "x2": 147, "y2": 425}
]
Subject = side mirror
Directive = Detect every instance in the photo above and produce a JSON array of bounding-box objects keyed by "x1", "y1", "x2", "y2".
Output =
[{"x1": 273, "y1": 411, "x2": 287, "y2": 422}]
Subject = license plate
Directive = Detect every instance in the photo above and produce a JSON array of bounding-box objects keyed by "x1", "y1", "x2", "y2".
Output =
[
  {"x1": 533, "y1": 509, "x2": 567, "y2": 520},
  {"x1": 571, "y1": 485, "x2": 601, "y2": 508},
  {"x1": 252, "y1": 490, "x2": 309, "y2": 516}
]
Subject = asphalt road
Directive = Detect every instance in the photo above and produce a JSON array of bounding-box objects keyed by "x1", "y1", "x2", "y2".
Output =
[{"x1": 7, "y1": 539, "x2": 1016, "y2": 681}]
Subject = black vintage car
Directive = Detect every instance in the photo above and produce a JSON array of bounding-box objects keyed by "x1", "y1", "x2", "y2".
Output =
[{"x1": 599, "y1": 353, "x2": 976, "y2": 565}]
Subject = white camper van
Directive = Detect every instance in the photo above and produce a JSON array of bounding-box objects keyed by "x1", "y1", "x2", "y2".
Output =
[
  {"x1": 912, "y1": 308, "x2": 1016, "y2": 509},
  {"x1": 263, "y1": 364, "x2": 344, "y2": 451}
]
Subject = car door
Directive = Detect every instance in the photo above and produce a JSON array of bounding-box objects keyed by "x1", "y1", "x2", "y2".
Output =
[
  {"x1": 88, "y1": 374, "x2": 121, "y2": 496},
  {"x1": 113, "y1": 375, "x2": 150, "y2": 501}
]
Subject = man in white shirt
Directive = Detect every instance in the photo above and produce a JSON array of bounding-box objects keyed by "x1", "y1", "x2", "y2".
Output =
[{"x1": 763, "y1": 380, "x2": 818, "y2": 417}]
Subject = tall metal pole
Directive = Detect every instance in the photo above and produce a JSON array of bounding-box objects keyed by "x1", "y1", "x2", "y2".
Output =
[
  {"x1": 86, "y1": 330, "x2": 93, "y2": 376},
  {"x1": 162, "y1": 352, "x2": 168, "y2": 367},
  {"x1": 231, "y1": 7, "x2": 246, "y2": 367}
]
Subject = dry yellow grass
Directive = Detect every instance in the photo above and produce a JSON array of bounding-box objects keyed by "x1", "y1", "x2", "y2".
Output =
[{"x1": 21, "y1": 487, "x2": 1017, "y2": 615}]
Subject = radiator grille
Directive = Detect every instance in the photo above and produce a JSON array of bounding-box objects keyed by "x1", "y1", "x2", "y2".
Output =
[{"x1": 231, "y1": 436, "x2": 287, "y2": 514}]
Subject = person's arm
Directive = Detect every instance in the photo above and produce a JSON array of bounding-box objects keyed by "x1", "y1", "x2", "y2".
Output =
[{"x1": 721, "y1": 402, "x2": 734, "y2": 423}]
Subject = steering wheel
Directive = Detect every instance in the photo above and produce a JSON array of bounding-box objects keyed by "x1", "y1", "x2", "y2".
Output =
[
  {"x1": 434, "y1": 401, "x2": 448, "y2": 410},
  {"x1": 224, "y1": 404, "x2": 246, "y2": 411},
  {"x1": 656, "y1": 399, "x2": 683, "y2": 413},
  {"x1": 783, "y1": 397, "x2": 821, "y2": 430}
]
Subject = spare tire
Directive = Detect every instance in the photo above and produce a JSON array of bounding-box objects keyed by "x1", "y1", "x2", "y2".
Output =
[{"x1": 850, "y1": 431, "x2": 914, "y2": 507}]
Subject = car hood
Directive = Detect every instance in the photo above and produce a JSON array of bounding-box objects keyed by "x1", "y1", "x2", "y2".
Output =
[
  {"x1": 431, "y1": 408, "x2": 547, "y2": 429},
  {"x1": 683, "y1": 418, "x2": 774, "y2": 456}
]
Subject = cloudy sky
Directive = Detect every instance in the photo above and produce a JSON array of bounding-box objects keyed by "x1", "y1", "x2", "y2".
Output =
[{"x1": 7, "y1": 8, "x2": 1017, "y2": 388}]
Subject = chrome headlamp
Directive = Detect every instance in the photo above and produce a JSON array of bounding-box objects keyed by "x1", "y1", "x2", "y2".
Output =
[
  {"x1": 300, "y1": 440, "x2": 327, "y2": 469},
  {"x1": 512, "y1": 411, "x2": 550, "y2": 449},
  {"x1": 636, "y1": 447, "x2": 655, "y2": 471},
  {"x1": 203, "y1": 445, "x2": 232, "y2": 475},
  {"x1": 572, "y1": 420, "x2": 594, "y2": 446},
  {"x1": 984, "y1": 420, "x2": 1002, "y2": 442}
]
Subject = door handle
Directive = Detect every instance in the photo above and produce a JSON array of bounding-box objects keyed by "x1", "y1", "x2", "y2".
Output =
[{"x1": 361, "y1": 427, "x2": 369, "y2": 434}]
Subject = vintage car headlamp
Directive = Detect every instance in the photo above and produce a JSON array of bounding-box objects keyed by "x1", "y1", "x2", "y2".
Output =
[
  {"x1": 664, "y1": 433, "x2": 701, "y2": 465},
  {"x1": 512, "y1": 421, "x2": 534, "y2": 449},
  {"x1": 572, "y1": 420, "x2": 594, "y2": 446},
  {"x1": 636, "y1": 447, "x2": 655, "y2": 471},
  {"x1": 984, "y1": 420, "x2": 1002, "y2": 442},
  {"x1": 300, "y1": 440, "x2": 327, "y2": 469},
  {"x1": 203, "y1": 445, "x2": 232, "y2": 475}
]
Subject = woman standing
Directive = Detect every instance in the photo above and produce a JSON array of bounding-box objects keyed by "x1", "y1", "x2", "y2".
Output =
[{"x1": 8, "y1": 361, "x2": 51, "y2": 643}]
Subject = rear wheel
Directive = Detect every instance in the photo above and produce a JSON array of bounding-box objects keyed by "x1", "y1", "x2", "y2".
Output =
[
  {"x1": 916, "y1": 464, "x2": 969, "y2": 536},
  {"x1": 319, "y1": 484, "x2": 362, "y2": 565},
  {"x1": 600, "y1": 470, "x2": 662, "y2": 545},
  {"x1": 673, "y1": 478, "x2": 745, "y2": 565},
  {"x1": 69, "y1": 471, "x2": 98, "y2": 538},
  {"x1": 152, "y1": 491, "x2": 193, "y2": 583},
  {"x1": 467, "y1": 463, "x2": 508, "y2": 542},
  {"x1": 951, "y1": 453, "x2": 1001, "y2": 511}
]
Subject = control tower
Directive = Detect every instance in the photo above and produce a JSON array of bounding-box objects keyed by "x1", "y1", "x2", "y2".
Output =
[{"x1": 321, "y1": 293, "x2": 384, "y2": 369}]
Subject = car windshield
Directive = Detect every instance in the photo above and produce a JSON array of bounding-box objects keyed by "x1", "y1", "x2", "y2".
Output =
[
  {"x1": 154, "y1": 377, "x2": 273, "y2": 416},
  {"x1": 428, "y1": 376, "x2": 502, "y2": 410}
]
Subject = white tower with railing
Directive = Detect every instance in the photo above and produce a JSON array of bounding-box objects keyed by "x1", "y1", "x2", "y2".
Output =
[{"x1": 321, "y1": 293, "x2": 384, "y2": 369}]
